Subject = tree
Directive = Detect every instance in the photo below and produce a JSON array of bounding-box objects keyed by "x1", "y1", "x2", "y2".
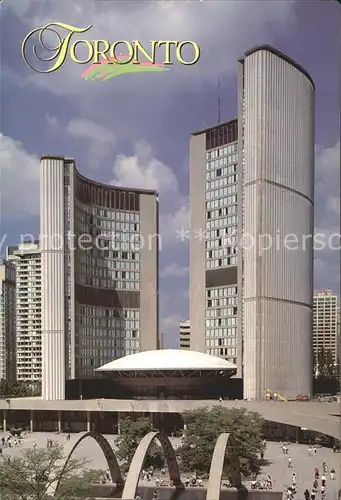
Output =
[
  {"x1": 4, "y1": 381, "x2": 42, "y2": 398},
  {"x1": 315, "y1": 347, "x2": 337, "y2": 380},
  {"x1": 177, "y1": 407, "x2": 265, "y2": 479},
  {"x1": 0, "y1": 442, "x2": 103, "y2": 500},
  {"x1": 116, "y1": 416, "x2": 164, "y2": 472}
]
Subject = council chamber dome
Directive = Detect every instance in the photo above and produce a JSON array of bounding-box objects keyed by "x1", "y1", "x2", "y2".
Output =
[{"x1": 92, "y1": 349, "x2": 238, "y2": 400}]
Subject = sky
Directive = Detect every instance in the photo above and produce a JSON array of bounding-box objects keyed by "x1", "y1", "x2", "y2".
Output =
[{"x1": 1, "y1": 0, "x2": 340, "y2": 348}]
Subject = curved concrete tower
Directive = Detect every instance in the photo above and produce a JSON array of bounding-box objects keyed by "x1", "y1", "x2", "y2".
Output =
[
  {"x1": 240, "y1": 46, "x2": 315, "y2": 399},
  {"x1": 40, "y1": 157, "x2": 159, "y2": 400}
]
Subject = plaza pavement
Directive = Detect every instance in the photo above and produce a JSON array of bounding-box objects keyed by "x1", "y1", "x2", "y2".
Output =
[{"x1": 0, "y1": 432, "x2": 340, "y2": 499}]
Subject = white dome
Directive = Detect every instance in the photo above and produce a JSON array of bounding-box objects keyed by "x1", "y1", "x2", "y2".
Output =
[{"x1": 96, "y1": 349, "x2": 237, "y2": 372}]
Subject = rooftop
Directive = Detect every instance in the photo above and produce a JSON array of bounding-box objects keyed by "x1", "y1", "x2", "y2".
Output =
[{"x1": 96, "y1": 349, "x2": 237, "y2": 372}]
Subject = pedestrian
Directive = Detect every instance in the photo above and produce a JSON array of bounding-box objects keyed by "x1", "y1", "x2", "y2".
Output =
[
  {"x1": 292, "y1": 472, "x2": 296, "y2": 485},
  {"x1": 313, "y1": 446, "x2": 317, "y2": 456},
  {"x1": 322, "y1": 461, "x2": 327, "y2": 473},
  {"x1": 308, "y1": 446, "x2": 312, "y2": 456},
  {"x1": 321, "y1": 473, "x2": 326, "y2": 487},
  {"x1": 134, "y1": 495, "x2": 141, "y2": 500},
  {"x1": 310, "y1": 490, "x2": 315, "y2": 500},
  {"x1": 152, "y1": 491, "x2": 158, "y2": 499},
  {"x1": 288, "y1": 456, "x2": 292, "y2": 468},
  {"x1": 330, "y1": 468, "x2": 335, "y2": 480},
  {"x1": 313, "y1": 479, "x2": 318, "y2": 491},
  {"x1": 304, "y1": 488, "x2": 310, "y2": 499},
  {"x1": 314, "y1": 467, "x2": 319, "y2": 479}
]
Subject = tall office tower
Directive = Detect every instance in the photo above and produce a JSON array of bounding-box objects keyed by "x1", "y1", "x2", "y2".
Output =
[
  {"x1": 190, "y1": 46, "x2": 315, "y2": 399},
  {"x1": 7, "y1": 241, "x2": 42, "y2": 384},
  {"x1": 313, "y1": 290, "x2": 338, "y2": 364},
  {"x1": 190, "y1": 120, "x2": 240, "y2": 370},
  {"x1": 0, "y1": 261, "x2": 16, "y2": 387},
  {"x1": 179, "y1": 320, "x2": 191, "y2": 349},
  {"x1": 40, "y1": 156, "x2": 159, "y2": 400}
]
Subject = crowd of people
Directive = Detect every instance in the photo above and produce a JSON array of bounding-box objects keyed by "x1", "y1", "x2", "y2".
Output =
[
  {"x1": 283, "y1": 443, "x2": 336, "y2": 499},
  {"x1": 251, "y1": 474, "x2": 273, "y2": 490}
]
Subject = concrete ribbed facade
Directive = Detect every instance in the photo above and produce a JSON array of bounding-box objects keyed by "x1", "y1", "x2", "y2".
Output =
[
  {"x1": 40, "y1": 157, "x2": 66, "y2": 400},
  {"x1": 240, "y1": 47, "x2": 315, "y2": 399},
  {"x1": 40, "y1": 157, "x2": 159, "y2": 400}
]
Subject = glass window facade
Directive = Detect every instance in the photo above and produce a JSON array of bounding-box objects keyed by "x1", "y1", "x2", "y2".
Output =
[
  {"x1": 204, "y1": 141, "x2": 239, "y2": 364},
  {"x1": 204, "y1": 143, "x2": 238, "y2": 269}
]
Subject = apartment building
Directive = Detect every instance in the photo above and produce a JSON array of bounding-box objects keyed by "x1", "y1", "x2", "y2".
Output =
[
  {"x1": 180, "y1": 320, "x2": 190, "y2": 349},
  {"x1": 0, "y1": 260, "x2": 16, "y2": 386},
  {"x1": 313, "y1": 290, "x2": 338, "y2": 363},
  {"x1": 7, "y1": 241, "x2": 42, "y2": 384}
]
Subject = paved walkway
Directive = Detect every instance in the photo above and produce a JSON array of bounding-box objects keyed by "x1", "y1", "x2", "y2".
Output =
[
  {"x1": 0, "y1": 433, "x2": 339, "y2": 498},
  {"x1": 248, "y1": 441, "x2": 340, "y2": 499}
]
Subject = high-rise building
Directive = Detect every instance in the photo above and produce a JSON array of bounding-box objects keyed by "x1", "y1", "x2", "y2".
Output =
[
  {"x1": 313, "y1": 290, "x2": 338, "y2": 364},
  {"x1": 180, "y1": 320, "x2": 190, "y2": 349},
  {"x1": 0, "y1": 260, "x2": 16, "y2": 387},
  {"x1": 7, "y1": 241, "x2": 42, "y2": 384},
  {"x1": 190, "y1": 45, "x2": 314, "y2": 400},
  {"x1": 40, "y1": 156, "x2": 159, "y2": 400}
]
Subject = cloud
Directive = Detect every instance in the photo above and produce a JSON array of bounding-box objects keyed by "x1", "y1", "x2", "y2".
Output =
[
  {"x1": 110, "y1": 141, "x2": 189, "y2": 245},
  {"x1": 0, "y1": 134, "x2": 40, "y2": 219},
  {"x1": 46, "y1": 115, "x2": 116, "y2": 168},
  {"x1": 7, "y1": 0, "x2": 296, "y2": 96},
  {"x1": 314, "y1": 141, "x2": 340, "y2": 291},
  {"x1": 315, "y1": 141, "x2": 340, "y2": 224},
  {"x1": 160, "y1": 262, "x2": 188, "y2": 279}
]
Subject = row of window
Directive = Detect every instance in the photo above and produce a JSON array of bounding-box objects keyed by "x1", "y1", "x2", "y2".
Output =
[
  {"x1": 205, "y1": 143, "x2": 237, "y2": 160},
  {"x1": 205, "y1": 337, "x2": 237, "y2": 347},
  {"x1": 206, "y1": 154, "x2": 238, "y2": 171},
  {"x1": 76, "y1": 334, "x2": 140, "y2": 347},
  {"x1": 205, "y1": 215, "x2": 237, "y2": 230},
  {"x1": 206, "y1": 317, "x2": 237, "y2": 328},
  {"x1": 205, "y1": 326, "x2": 237, "y2": 337},
  {"x1": 206, "y1": 248, "x2": 237, "y2": 260},
  {"x1": 207, "y1": 201, "x2": 237, "y2": 220},
  {"x1": 76, "y1": 306, "x2": 139, "y2": 319},
  {"x1": 77, "y1": 276, "x2": 140, "y2": 290},
  {"x1": 76, "y1": 206, "x2": 140, "y2": 222},
  {"x1": 79, "y1": 254, "x2": 140, "y2": 266},
  {"x1": 205, "y1": 174, "x2": 237, "y2": 191},
  {"x1": 205, "y1": 317, "x2": 237, "y2": 328},
  {"x1": 77, "y1": 341, "x2": 140, "y2": 357},
  {"x1": 206, "y1": 164, "x2": 237, "y2": 180},
  {"x1": 95, "y1": 220, "x2": 139, "y2": 231},
  {"x1": 206, "y1": 303, "x2": 237, "y2": 315},
  {"x1": 206, "y1": 256, "x2": 237, "y2": 268},
  {"x1": 206, "y1": 235, "x2": 237, "y2": 249},
  {"x1": 206, "y1": 286, "x2": 238, "y2": 298},
  {"x1": 78, "y1": 317, "x2": 140, "y2": 329},
  {"x1": 205, "y1": 185, "x2": 237, "y2": 201},
  {"x1": 78, "y1": 266, "x2": 140, "y2": 282}
]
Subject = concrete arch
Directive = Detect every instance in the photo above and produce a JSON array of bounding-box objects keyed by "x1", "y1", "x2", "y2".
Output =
[
  {"x1": 121, "y1": 431, "x2": 184, "y2": 499},
  {"x1": 52, "y1": 431, "x2": 123, "y2": 497},
  {"x1": 206, "y1": 433, "x2": 242, "y2": 500}
]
